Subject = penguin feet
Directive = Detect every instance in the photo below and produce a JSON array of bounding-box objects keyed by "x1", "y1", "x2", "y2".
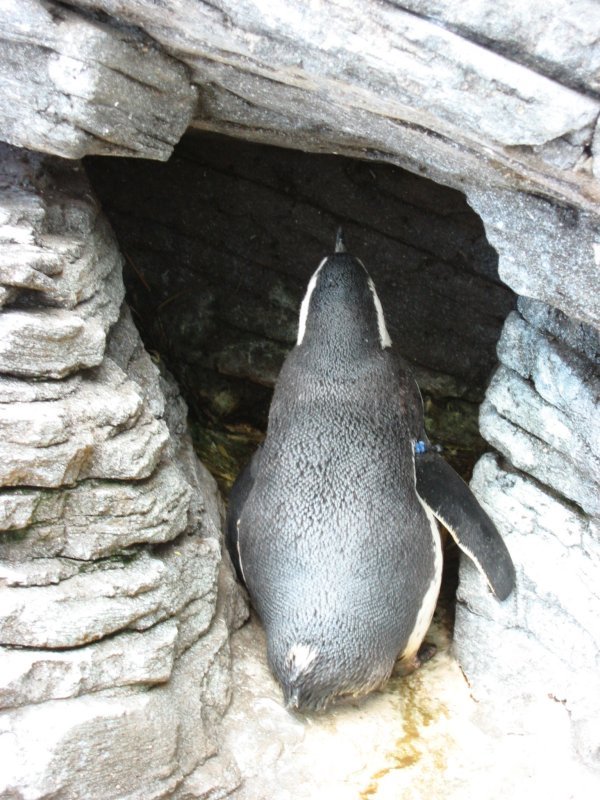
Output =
[{"x1": 393, "y1": 641, "x2": 437, "y2": 677}]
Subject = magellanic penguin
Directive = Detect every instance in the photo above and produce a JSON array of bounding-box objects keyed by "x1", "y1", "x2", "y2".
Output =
[{"x1": 227, "y1": 231, "x2": 515, "y2": 712}]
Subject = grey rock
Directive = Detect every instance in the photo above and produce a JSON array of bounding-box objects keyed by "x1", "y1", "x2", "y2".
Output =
[
  {"x1": 72, "y1": 0, "x2": 598, "y2": 146},
  {"x1": 497, "y1": 312, "x2": 599, "y2": 454},
  {"x1": 517, "y1": 296, "x2": 600, "y2": 364},
  {"x1": 393, "y1": 0, "x2": 600, "y2": 94},
  {"x1": 0, "y1": 619, "x2": 178, "y2": 708},
  {"x1": 478, "y1": 304, "x2": 600, "y2": 515},
  {"x1": 31, "y1": 0, "x2": 596, "y2": 215},
  {"x1": 0, "y1": 353, "x2": 170, "y2": 487},
  {"x1": 0, "y1": 0, "x2": 197, "y2": 160},
  {"x1": 0, "y1": 461, "x2": 193, "y2": 561},
  {"x1": 467, "y1": 188, "x2": 600, "y2": 328},
  {"x1": 480, "y1": 396, "x2": 599, "y2": 516},
  {"x1": 0, "y1": 558, "x2": 82, "y2": 587},
  {"x1": 0, "y1": 613, "x2": 232, "y2": 800},
  {"x1": 0, "y1": 534, "x2": 220, "y2": 648},
  {"x1": 454, "y1": 453, "x2": 600, "y2": 769},
  {"x1": 0, "y1": 262, "x2": 124, "y2": 379},
  {"x1": 173, "y1": 754, "x2": 241, "y2": 800},
  {"x1": 0, "y1": 144, "x2": 122, "y2": 309}
]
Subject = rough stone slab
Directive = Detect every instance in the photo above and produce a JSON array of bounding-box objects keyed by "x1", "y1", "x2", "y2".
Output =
[
  {"x1": 479, "y1": 397, "x2": 599, "y2": 516},
  {"x1": 0, "y1": 461, "x2": 192, "y2": 561},
  {"x1": 216, "y1": 616, "x2": 600, "y2": 799},
  {"x1": 0, "y1": 616, "x2": 231, "y2": 800},
  {"x1": 173, "y1": 754, "x2": 241, "y2": 800},
  {"x1": 0, "y1": 619, "x2": 178, "y2": 708},
  {"x1": 517, "y1": 296, "x2": 600, "y2": 365},
  {"x1": 468, "y1": 188, "x2": 600, "y2": 328},
  {"x1": 455, "y1": 453, "x2": 600, "y2": 770},
  {"x1": 485, "y1": 363, "x2": 598, "y2": 482},
  {"x1": 497, "y1": 312, "x2": 599, "y2": 455},
  {"x1": 106, "y1": 304, "x2": 166, "y2": 419},
  {"x1": 0, "y1": 261, "x2": 123, "y2": 379},
  {"x1": 74, "y1": 0, "x2": 598, "y2": 146},
  {"x1": 0, "y1": 558, "x2": 82, "y2": 587},
  {"x1": 394, "y1": 1, "x2": 600, "y2": 94},
  {"x1": 72, "y1": 0, "x2": 599, "y2": 212},
  {"x1": 0, "y1": 144, "x2": 122, "y2": 309},
  {"x1": 0, "y1": 535, "x2": 220, "y2": 648},
  {"x1": 0, "y1": 354, "x2": 169, "y2": 487},
  {"x1": 0, "y1": 0, "x2": 197, "y2": 160}
]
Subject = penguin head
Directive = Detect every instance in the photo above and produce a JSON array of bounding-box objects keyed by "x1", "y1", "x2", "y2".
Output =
[
  {"x1": 296, "y1": 233, "x2": 392, "y2": 357},
  {"x1": 268, "y1": 622, "x2": 389, "y2": 712},
  {"x1": 270, "y1": 640, "x2": 349, "y2": 712}
]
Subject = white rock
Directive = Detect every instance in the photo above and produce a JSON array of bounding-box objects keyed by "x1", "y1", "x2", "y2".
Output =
[
  {"x1": 455, "y1": 453, "x2": 600, "y2": 771},
  {"x1": 479, "y1": 399, "x2": 598, "y2": 516},
  {"x1": 0, "y1": 619, "x2": 178, "y2": 708},
  {"x1": 0, "y1": 144, "x2": 122, "y2": 309},
  {"x1": 0, "y1": 0, "x2": 197, "y2": 160},
  {"x1": 0, "y1": 354, "x2": 169, "y2": 487},
  {"x1": 0, "y1": 615, "x2": 231, "y2": 800},
  {"x1": 0, "y1": 461, "x2": 192, "y2": 561},
  {"x1": 0, "y1": 535, "x2": 220, "y2": 648},
  {"x1": 468, "y1": 188, "x2": 600, "y2": 328}
]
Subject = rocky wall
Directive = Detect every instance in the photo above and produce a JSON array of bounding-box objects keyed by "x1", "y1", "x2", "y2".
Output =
[
  {"x1": 0, "y1": 0, "x2": 599, "y2": 796},
  {"x1": 454, "y1": 297, "x2": 600, "y2": 770},
  {"x1": 0, "y1": 146, "x2": 247, "y2": 799}
]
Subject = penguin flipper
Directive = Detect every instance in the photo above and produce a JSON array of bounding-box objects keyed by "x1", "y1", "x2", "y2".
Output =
[
  {"x1": 225, "y1": 445, "x2": 262, "y2": 586},
  {"x1": 415, "y1": 450, "x2": 515, "y2": 600}
]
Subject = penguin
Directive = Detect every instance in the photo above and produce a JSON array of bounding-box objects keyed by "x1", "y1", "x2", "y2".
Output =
[{"x1": 226, "y1": 231, "x2": 515, "y2": 711}]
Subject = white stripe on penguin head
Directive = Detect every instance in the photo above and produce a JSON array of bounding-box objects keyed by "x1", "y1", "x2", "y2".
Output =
[
  {"x1": 367, "y1": 277, "x2": 392, "y2": 349},
  {"x1": 297, "y1": 257, "x2": 326, "y2": 345}
]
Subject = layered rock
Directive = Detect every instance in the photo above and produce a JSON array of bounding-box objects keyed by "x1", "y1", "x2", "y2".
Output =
[
  {"x1": 0, "y1": 145, "x2": 246, "y2": 799},
  {"x1": 455, "y1": 297, "x2": 600, "y2": 771},
  {"x1": 0, "y1": 0, "x2": 197, "y2": 160}
]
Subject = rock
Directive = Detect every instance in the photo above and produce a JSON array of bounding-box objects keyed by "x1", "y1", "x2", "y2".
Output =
[
  {"x1": 0, "y1": 144, "x2": 122, "y2": 308},
  {"x1": 454, "y1": 453, "x2": 600, "y2": 771},
  {"x1": 480, "y1": 368, "x2": 599, "y2": 516},
  {"x1": 0, "y1": 354, "x2": 170, "y2": 487},
  {"x1": 477, "y1": 301, "x2": 599, "y2": 515},
  {"x1": 0, "y1": 262, "x2": 124, "y2": 378},
  {"x1": 517, "y1": 295, "x2": 600, "y2": 367},
  {"x1": 0, "y1": 619, "x2": 178, "y2": 708},
  {"x1": 394, "y1": 0, "x2": 600, "y2": 94},
  {"x1": 467, "y1": 188, "x2": 600, "y2": 328},
  {"x1": 0, "y1": 0, "x2": 197, "y2": 160},
  {"x1": 0, "y1": 534, "x2": 220, "y2": 648},
  {"x1": 0, "y1": 460, "x2": 193, "y2": 561},
  {"x1": 0, "y1": 613, "x2": 233, "y2": 800},
  {"x1": 173, "y1": 754, "x2": 241, "y2": 800},
  {"x1": 0, "y1": 143, "x2": 126, "y2": 378}
]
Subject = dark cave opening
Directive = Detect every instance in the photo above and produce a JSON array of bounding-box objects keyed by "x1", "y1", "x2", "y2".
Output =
[{"x1": 85, "y1": 130, "x2": 516, "y2": 633}]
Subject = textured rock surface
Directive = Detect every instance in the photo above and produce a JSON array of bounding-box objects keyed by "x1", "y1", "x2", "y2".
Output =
[
  {"x1": 0, "y1": 145, "x2": 247, "y2": 799},
  {"x1": 456, "y1": 297, "x2": 600, "y2": 773},
  {"x1": 0, "y1": 143, "x2": 125, "y2": 376},
  {"x1": 468, "y1": 188, "x2": 600, "y2": 328},
  {"x1": 0, "y1": 0, "x2": 197, "y2": 160},
  {"x1": 395, "y1": 0, "x2": 600, "y2": 94},
  {"x1": 70, "y1": 0, "x2": 599, "y2": 212}
]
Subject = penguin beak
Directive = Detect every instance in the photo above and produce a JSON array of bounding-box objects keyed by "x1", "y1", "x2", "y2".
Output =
[{"x1": 284, "y1": 685, "x2": 301, "y2": 710}]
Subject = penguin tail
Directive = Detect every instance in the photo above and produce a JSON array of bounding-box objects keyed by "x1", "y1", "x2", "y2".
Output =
[{"x1": 334, "y1": 226, "x2": 347, "y2": 253}]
